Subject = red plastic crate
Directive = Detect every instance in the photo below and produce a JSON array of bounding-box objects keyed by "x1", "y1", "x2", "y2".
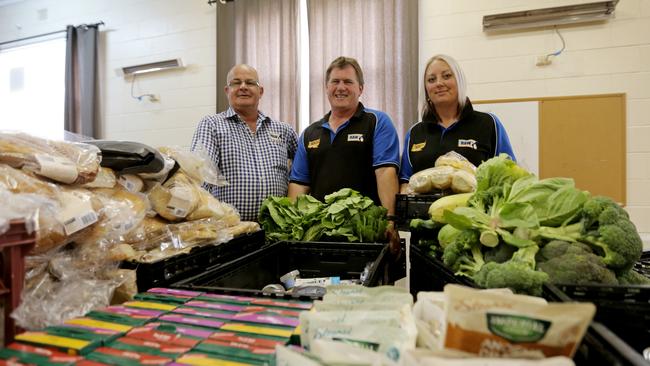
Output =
[{"x1": 0, "y1": 219, "x2": 35, "y2": 345}]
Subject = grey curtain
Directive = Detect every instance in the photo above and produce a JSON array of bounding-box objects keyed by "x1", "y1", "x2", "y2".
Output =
[
  {"x1": 307, "y1": 0, "x2": 418, "y2": 142},
  {"x1": 217, "y1": 0, "x2": 299, "y2": 130},
  {"x1": 64, "y1": 24, "x2": 100, "y2": 138}
]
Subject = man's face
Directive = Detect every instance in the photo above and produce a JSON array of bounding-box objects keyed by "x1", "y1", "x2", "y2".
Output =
[
  {"x1": 326, "y1": 65, "x2": 363, "y2": 112},
  {"x1": 225, "y1": 66, "x2": 263, "y2": 111}
]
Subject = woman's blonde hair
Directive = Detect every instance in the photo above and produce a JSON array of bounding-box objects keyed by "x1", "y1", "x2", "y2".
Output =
[{"x1": 421, "y1": 54, "x2": 467, "y2": 121}]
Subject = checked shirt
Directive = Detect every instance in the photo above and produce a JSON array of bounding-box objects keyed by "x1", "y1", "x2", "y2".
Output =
[{"x1": 191, "y1": 108, "x2": 297, "y2": 221}]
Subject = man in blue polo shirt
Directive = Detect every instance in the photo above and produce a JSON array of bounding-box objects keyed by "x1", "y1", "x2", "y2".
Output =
[{"x1": 288, "y1": 56, "x2": 400, "y2": 220}]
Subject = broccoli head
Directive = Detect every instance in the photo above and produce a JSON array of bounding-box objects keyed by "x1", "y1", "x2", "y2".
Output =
[
  {"x1": 483, "y1": 243, "x2": 517, "y2": 264},
  {"x1": 617, "y1": 269, "x2": 650, "y2": 285},
  {"x1": 528, "y1": 197, "x2": 642, "y2": 275},
  {"x1": 442, "y1": 229, "x2": 484, "y2": 278},
  {"x1": 535, "y1": 240, "x2": 593, "y2": 262},
  {"x1": 472, "y1": 245, "x2": 548, "y2": 296},
  {"x1": 537, "y1": 251, "x2": 618, "y2": 285},
  {"x1": 579, "y1": 197, "x2": 643, "y2": 274}
]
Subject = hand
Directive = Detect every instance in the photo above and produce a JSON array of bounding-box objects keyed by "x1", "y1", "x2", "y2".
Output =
[{"x1": 385, "y1": 221, "x2": 401, "y2": 257}]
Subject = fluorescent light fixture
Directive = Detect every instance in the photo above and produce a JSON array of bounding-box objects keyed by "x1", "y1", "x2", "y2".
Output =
[
  {"x1": 483, "y1": 0, "x2": 618, "y2": 32},
  {"x1": 119, "y1": 58, "x2": 183, "y2": 76}
]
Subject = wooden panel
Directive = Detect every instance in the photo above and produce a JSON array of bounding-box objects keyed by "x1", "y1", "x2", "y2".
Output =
[{"x1": 539, "y1": 95, "x2": 626, "y2": 204}]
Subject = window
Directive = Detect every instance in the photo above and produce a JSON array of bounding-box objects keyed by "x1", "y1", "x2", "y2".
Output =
[{"x1": 0, "y1": 36, "x2": 66, "y2": 140}]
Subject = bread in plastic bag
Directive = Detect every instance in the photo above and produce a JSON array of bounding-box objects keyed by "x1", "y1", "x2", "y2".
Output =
[
  {"x1": 158, "y1": 145, "x2": 228, "y2": 186},
  {"x1": 82, "y1": 167, "x2": 117, "y2": 188},
  {"x1": 409, "y1": 166, "x2": 455, "y2": 193},
  {"x1": 450, "y1": 169, "x2": 477, "y2": 193},
  {"x1": 434, "y1": 151, "x2": 477, "y2": 173},
  {"x1": 0, "y1": 131, "x2": 101, "y2": 184},
  {"x1": 148, "y1": 172, "x2": 200, "y2": 221}
]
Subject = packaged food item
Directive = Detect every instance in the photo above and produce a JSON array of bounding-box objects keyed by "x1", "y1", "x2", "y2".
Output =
[{"x1": 443, "y1": 285, "x2": 595, "y2": 359}]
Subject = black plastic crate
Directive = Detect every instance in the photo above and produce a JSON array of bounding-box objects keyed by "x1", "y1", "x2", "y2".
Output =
[
  {"x1": 395, "y1": 193, "x2": 444, "y2": 225},
  {"x1": 172, "y1": 241, "x2": 391, "y2": 297},
  {"x1": 121, "y1": 230, "x2": 266, "y2": 292},
  {"x1": 409, "y1": 244, "x2": 649, "y2": 365},
  {"x1": 548, "y1": 282, "x2": 650, "y2": 354}
]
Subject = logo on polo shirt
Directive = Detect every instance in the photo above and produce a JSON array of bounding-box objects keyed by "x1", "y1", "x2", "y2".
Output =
[
  {"x1": 458, "y1": 139, "x2": 478, "y2": 149},
  {"x1": 308, "y1": 138, "x2": 321, "y2": 149},
  {"x1": 411, "y1": 142, "x2": 426, "y2": 152},
  {"x1": 269, "y1": 132, "x2": 281, "y2": 143},
  {"x1": 347, "y1": 134, "x2": 364, "y2": 142}
]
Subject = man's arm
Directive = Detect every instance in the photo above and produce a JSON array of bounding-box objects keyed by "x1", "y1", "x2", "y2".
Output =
[
  {"x1": 375, "y1": 166, "x2": 398, "y2": 215},
  {"x1": 288, "y1": 183, "x2": 310, "y2": 201}
]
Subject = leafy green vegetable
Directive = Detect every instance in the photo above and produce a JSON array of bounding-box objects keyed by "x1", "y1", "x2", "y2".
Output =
[{"x1": 259, "y1": 189, "x2": 387, "y2": 243}]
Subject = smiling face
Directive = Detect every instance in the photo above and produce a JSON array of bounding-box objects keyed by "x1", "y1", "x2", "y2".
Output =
[
  {"x1": 424, "y1": 59, "x2": 459, "y2": 109},
  {"x1": 225, "y1": 65, "x2": 263, "y2": 112},
  {"x1": 326, "y1": 65, "x2": 363, "y2": 113}
]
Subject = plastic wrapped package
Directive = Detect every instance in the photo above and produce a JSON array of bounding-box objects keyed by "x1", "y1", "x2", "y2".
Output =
[
  {"x1": 186, "y1": 188, "x2": 240, "y2": 225},
  {"x1": 148, "y1": 172, "x2": 200, "y2": 221},
  {"x1": 450, "y1": 170, "x2": 477, "y2": 193},
  {"x1": 135, "y1": 217, "x2": 234, "y2": 263},
  {"x1": 85, "y1": 140, "x2": 164, "y2": 175},
  {"x1": 76, "y1": 187, "x2": 149, "y2": 248},
  {"x1": 13, "y1": 248, "x2": 125, "y2": 330},
  {"x1": 158, "y1": 146, "x2": 228, "y2": 186},
  {"x1": 434, "y1": 151, "x2": 477, "y2": 174},
  {"x1": 225, "y1": 221, "x2": 261, "y2": 237},
  {"x1": 109, "y1": 269, "x2": 138, "y2": 304},
  {"x1": 0, "y1": 131, "x2": 101, "y2": 184},
  {"x1": 0, "y1": 169, "x2": 68, "y2": 253},
  {"x1": 82, "y1": 167, "x2": 117, "y2": 188},
  {"x1": 148, "y1": 170, "x2": 240, "y2": 224},
  {"x1": 409, "y1": 166, "x2": 455, "y2": 193}
]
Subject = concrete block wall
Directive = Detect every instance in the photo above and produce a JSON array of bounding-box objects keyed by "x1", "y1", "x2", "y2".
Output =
[
  {"x1": 0, "y1": 0, "x2": 217, "y2": 149},
  {"x1": 419, "y1": 0, "x2": 650, "y2": 239}
]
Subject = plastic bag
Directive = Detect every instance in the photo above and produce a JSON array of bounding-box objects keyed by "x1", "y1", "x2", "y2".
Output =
[
  {"x1": 0, "y1": 131, "x2": 101, "y2": 184},
  {"x1": 434, "y1": 151, "x2": 476, "y2": 173},
  {"x1": 158, "y1": 145, "x2": 228, "y2": 186}
]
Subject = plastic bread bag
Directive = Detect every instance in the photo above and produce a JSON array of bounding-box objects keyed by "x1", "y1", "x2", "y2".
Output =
[
  {"x1": 148, "y1": 171, "x2": 200, "y2": 220},
  {"x1": 450, "y1": 169, "x2": 477, "y2": 193},
  {"x1": 0, "y1": 166, "x2": 72, "y2": 253},
  {"x1": 434, "y1": 151, "x2": 477, "y2": 174},
  {"x1": 74, "y1": 186, "x2": 149, "y2": 255},
  {"x1": 400, "y1": 349, "x2": 575, "y2": 366},
  {"x1": 135, "y1": 217, "x2": 233, "y2": 263},
  {"x1": 408, "y1": 166, "x2": 455, "y2": 193},
  {"x1": 82, "y1": 167, "x2": 117, "y2": 188},
  {"x1": 186, "y1": 188, "x2": 241, "y2": 225},
  {"x1": 13, "y1": 245, "x2": 124, "y2": 330},
  {"x1": 225, "y1": 221, "x2": 261, "y2": 237},
  {"x1": 158, "y1": 145, "x2": 228, "y2": 186},
  {"x1": 443, "y1": 284, "x2": 595, "y2": 359},
  {"x1": 0, "y1": 131, "x2": 101, "y2": 184}
]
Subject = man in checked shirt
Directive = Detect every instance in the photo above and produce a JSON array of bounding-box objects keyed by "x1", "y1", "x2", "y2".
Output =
[{"x1": 191, "y1": 64, "x2": 298, "y2": 222}]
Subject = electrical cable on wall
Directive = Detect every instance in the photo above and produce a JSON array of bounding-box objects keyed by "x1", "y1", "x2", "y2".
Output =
[
  {"x1": 535, "y1": 26, "x2": 567, "y2": 66},
  {"x1": 130, "y1": 74, "x2": 158, "y2": 102},
  {"x1": 546, "y1": 26, "x2": 566, "y2": 59}
]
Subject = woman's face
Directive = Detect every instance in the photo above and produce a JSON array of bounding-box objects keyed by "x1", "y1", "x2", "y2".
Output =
[{"x1": 425, "y1": 59, "x2": 458, "y2": 109}]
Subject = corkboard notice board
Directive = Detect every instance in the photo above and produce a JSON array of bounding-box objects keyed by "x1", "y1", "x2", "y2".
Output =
[{"x1": 476, "y1": 94, "x2": 626, "y2": 204}]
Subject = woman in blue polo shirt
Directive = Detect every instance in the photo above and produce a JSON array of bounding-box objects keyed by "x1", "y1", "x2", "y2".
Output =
[{"x1": 399, "y1": 54, "x2": 516, "y2": 191}]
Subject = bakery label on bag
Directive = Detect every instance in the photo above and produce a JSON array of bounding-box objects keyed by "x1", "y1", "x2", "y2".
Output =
[
  {"x1": 35, "y1": 153, "x2": 79, "y2": 184},
  {"x1": 167, "y1": 187, "x2": 193, "y2": 218},
  {"x1": 56, "y1": 192, "x2": 99, "y2": 235}
]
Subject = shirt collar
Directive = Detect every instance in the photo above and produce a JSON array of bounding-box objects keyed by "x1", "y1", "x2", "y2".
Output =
[{"x1": 225, "y1": 107, "x2": 269, "y2": 124}]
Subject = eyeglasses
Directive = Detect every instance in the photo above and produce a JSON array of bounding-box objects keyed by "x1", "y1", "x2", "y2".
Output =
[{"x1": 227, "y1": 79, "x2": 260, "y2": 88}]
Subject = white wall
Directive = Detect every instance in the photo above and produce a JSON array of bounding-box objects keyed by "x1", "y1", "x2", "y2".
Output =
[
  {"x1": 0, "y1": 0, "x2": 217, "y2": 149},
  {"x1": 420, "y1": 0, "x2": 650, "y2": 236}
]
